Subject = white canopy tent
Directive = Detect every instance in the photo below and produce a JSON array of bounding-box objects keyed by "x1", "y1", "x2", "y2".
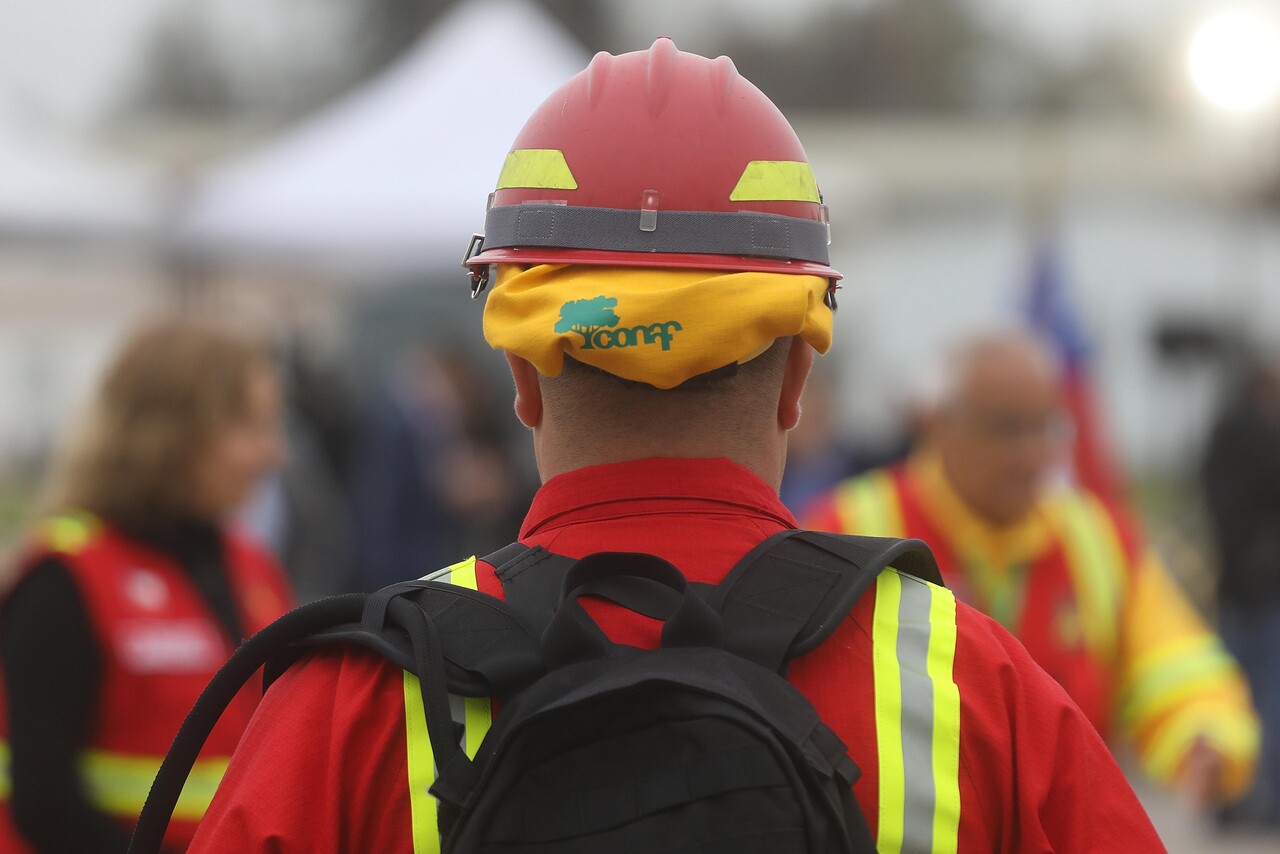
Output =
[
  {"x1": 179, "y1": 0, "x2": 587, "y2": 274},
  {"x1": 0, "y1": 115, "x2": 162, "y2": 238}
]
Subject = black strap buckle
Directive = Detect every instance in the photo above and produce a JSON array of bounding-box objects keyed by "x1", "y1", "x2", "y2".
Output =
[{"x1": 462, "y1": 233, "x2": 489, "y2": 298}]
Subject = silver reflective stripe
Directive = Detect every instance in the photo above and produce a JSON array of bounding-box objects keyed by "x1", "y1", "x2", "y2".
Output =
[
  {"x1": 419, "y1": 566, "x2": 455, "y2": 583},
  {"x1": 896, "y1": 574, "x2": 939, "y2": 852},
  {"x1": 873, "y1": 569, "x2": 962, "y2": 854}
]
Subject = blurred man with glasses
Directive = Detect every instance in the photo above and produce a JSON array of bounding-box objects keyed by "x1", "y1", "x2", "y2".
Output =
[{"x1": 805, "y1": 328, "x2": 1259, "y2": 807}]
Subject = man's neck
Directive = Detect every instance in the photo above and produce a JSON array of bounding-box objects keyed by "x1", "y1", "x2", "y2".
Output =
[{"x1": 534, "y1": 432, "x2": 786, "y2": 492}]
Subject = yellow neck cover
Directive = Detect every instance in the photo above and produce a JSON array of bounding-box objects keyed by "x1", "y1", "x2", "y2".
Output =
[{"x1": 482, "y1": 264, "x2": 833, "y2": 389}]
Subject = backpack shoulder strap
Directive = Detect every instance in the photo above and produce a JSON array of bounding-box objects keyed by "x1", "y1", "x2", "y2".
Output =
[
  {"x1": 714, "y1": 530, "x2": 943, "y2": 673},
  {"x1": 488, "y1": 543, "x2": 572, "y2": 629},
  {"x1": 291, "y1": 545, "x2": 551, "y2": 699},
  {"x1": 483, "y1": 541, "x2": 539, "y2": 573},
  {"x1": 487, "y1": 541, "x2": 694, "y2": 627}
]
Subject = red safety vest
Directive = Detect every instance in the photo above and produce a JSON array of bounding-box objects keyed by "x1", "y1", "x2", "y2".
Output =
[
  {"x1": 0, "y1": 513, "x2": 292, "y2": 852},
  {"x1": 810, "y1": 465, "x2": 1136, "y2": 738}
]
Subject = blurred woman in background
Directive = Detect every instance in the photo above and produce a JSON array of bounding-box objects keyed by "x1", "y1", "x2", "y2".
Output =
[{"x1": 0, "y1": 317, "x2": 294, "y2": 853}]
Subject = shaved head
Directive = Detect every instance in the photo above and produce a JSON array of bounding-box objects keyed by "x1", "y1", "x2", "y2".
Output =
[
  {"x1": 928, "y1": 329, "x2": 1063, "y2": 415},
  {"x1": 923, "y1": 328, "x2": 1070, "y2": 525}
]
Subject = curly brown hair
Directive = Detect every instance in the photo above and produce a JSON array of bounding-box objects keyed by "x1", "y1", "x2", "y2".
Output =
[{"x1": 39, "y1": 316, "x2": 274, "y2": 531}]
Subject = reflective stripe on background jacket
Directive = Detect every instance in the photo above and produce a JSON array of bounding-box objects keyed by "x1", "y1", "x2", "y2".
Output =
[
  {"x1": 805, "y1": 457, "x2": 1259, "y2": 798},
  {"x1": 0, "y1": 513, "x2": 292, "y2": 853}
]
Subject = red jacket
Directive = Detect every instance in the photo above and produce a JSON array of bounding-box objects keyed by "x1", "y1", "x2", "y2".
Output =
[
  {"x1": 0, "y1": 514, "x2": 292, "y2": 853},
  {"x1": 191, "y1": 458, "x2": 1162, "y2": 853}
]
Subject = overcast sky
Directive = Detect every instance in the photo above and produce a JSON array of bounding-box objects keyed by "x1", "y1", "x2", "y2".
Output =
[
  {"x1": 0, "y1": 0, "x2": 1252, "y2": 130},
  {"x1": 620, "y1": 0, "x2": 1216, "y2": 57},
  {"x1": 1, "y1": 0, "x2": 175, "y2": 127}
]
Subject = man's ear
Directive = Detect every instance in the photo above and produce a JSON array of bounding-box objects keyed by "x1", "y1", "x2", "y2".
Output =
[
  {"x1": 505, "y1": 353, "x2": 543, "y2": 429},
  {"x1": 779, "y1": 337, "x2": 815, "y2": 431}
]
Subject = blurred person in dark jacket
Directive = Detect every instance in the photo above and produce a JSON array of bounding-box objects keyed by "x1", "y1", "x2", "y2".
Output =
[
  {"x1": 351, "y1": 344, "x2": 531, "y2": 591},
  {"x1": 1203, "y1": 354, "x2": 1280, "y2": 826},
  {"x1": 0, "y1": 318, "x2": 294, "y2": 853},
  {"x1": 241, "y1": 338, "x2": 356, "y2": 603}
]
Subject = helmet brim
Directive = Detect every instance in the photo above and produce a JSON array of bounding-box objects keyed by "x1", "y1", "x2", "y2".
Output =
[{"x1": 466, "y1": 247, "x2": 841, "y2": 281}]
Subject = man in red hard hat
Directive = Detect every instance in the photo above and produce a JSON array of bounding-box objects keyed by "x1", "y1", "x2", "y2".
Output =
[{"x1": 188, "y1": 39, "x2": 1163, "y2": 852}]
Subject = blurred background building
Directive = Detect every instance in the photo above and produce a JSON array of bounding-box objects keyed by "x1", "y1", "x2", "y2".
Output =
[{"x1": 4, "y1": 0, "x2": 1280, "y2": 846}]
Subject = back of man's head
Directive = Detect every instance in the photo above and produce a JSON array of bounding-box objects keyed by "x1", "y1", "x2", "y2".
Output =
[{"x1": 463, "y1": 40, "x2": 840, "y2": 485}]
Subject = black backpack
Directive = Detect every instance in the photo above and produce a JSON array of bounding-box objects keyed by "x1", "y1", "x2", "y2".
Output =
[{"x1": 129, "y1": 530, "x2": 943, "y2": 854}]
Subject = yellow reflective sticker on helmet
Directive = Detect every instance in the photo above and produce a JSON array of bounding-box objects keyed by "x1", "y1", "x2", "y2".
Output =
[
  {"x1": 495, "y1": 149, "x2": 578, "y2": 190},
  {"x1": 729, "y1": 161, "x2": 820, "y2": 203}
]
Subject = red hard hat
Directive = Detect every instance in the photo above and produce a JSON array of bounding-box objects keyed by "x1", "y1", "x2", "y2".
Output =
[{"x1": 464, "y1": 38, "x2": 839, "y2": 296}]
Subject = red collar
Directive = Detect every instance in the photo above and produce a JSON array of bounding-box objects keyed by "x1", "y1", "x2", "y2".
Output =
[{"x1": 520, "y1": 457, "x2": 798, "y2": 539}]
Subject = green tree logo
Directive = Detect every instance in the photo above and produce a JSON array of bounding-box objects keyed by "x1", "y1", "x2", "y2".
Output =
[{"x1": 554, "y1": 296, "x2": 621, "y2": 349}]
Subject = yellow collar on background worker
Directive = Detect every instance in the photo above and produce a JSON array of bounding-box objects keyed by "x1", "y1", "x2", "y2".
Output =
[
  {"x1": 910, "y1": 450, "x2": 1053, "y2": 570},
  {"x1": 483, "y1": 264, "x2": 833, "y2": 389}
]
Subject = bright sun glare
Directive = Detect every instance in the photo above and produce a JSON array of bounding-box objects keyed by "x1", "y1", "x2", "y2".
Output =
[{"x1": 1188, "y1": 9, "x2": 1280, "y2": 112}]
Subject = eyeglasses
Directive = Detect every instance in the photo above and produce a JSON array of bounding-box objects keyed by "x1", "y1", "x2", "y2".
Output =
[{"x1": 956, "y1": 409, "x2": 1076, "y2": 446}]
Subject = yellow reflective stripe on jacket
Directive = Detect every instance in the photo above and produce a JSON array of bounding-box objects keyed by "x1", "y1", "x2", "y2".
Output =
[
  {"x1": 36, "y1": 511, "x2": 99, "y2": 555},
  {"x1": 1116, "y1": 554, "x2": 1259, "y2": 795},
  {"x1": 449, "y1": 558, "x2": 494, "y2": 761},
  {"x1": 1123, "y1": 634, "x2": 1240, "y2": 723},
  {"x1": 834, "y1": 470, "x2": 906, "y2": 538},
  {"x1": 0, "y1": 740, "x2": 225, "y2": 820},
  {"x1": 403, "y1": 671, "x2": 438, "y2": 854},
  {"x1": 1144, "y1": 701, "x2": 1261, "y2": 789},
  {"x1": 404, "y1": 556, "x2": 493, "y2": 854},
  {"x1": 1052, "y1": 492, "x2": 1126, "y2": 663},
  {"x1": 872, "y1": 570, "x2": 961, "y2": 854},
  {"x1": 82, "y1": 749, "x2": 227, "y2": 821},
  {"x1": 1118, "y1": 560, "x2": 1245, "y2": 732}
]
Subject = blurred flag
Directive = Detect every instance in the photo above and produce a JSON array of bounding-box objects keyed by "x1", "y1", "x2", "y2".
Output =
[{"x1": 1024, "y1": 242, "x2": 1126, "y2": 506}]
